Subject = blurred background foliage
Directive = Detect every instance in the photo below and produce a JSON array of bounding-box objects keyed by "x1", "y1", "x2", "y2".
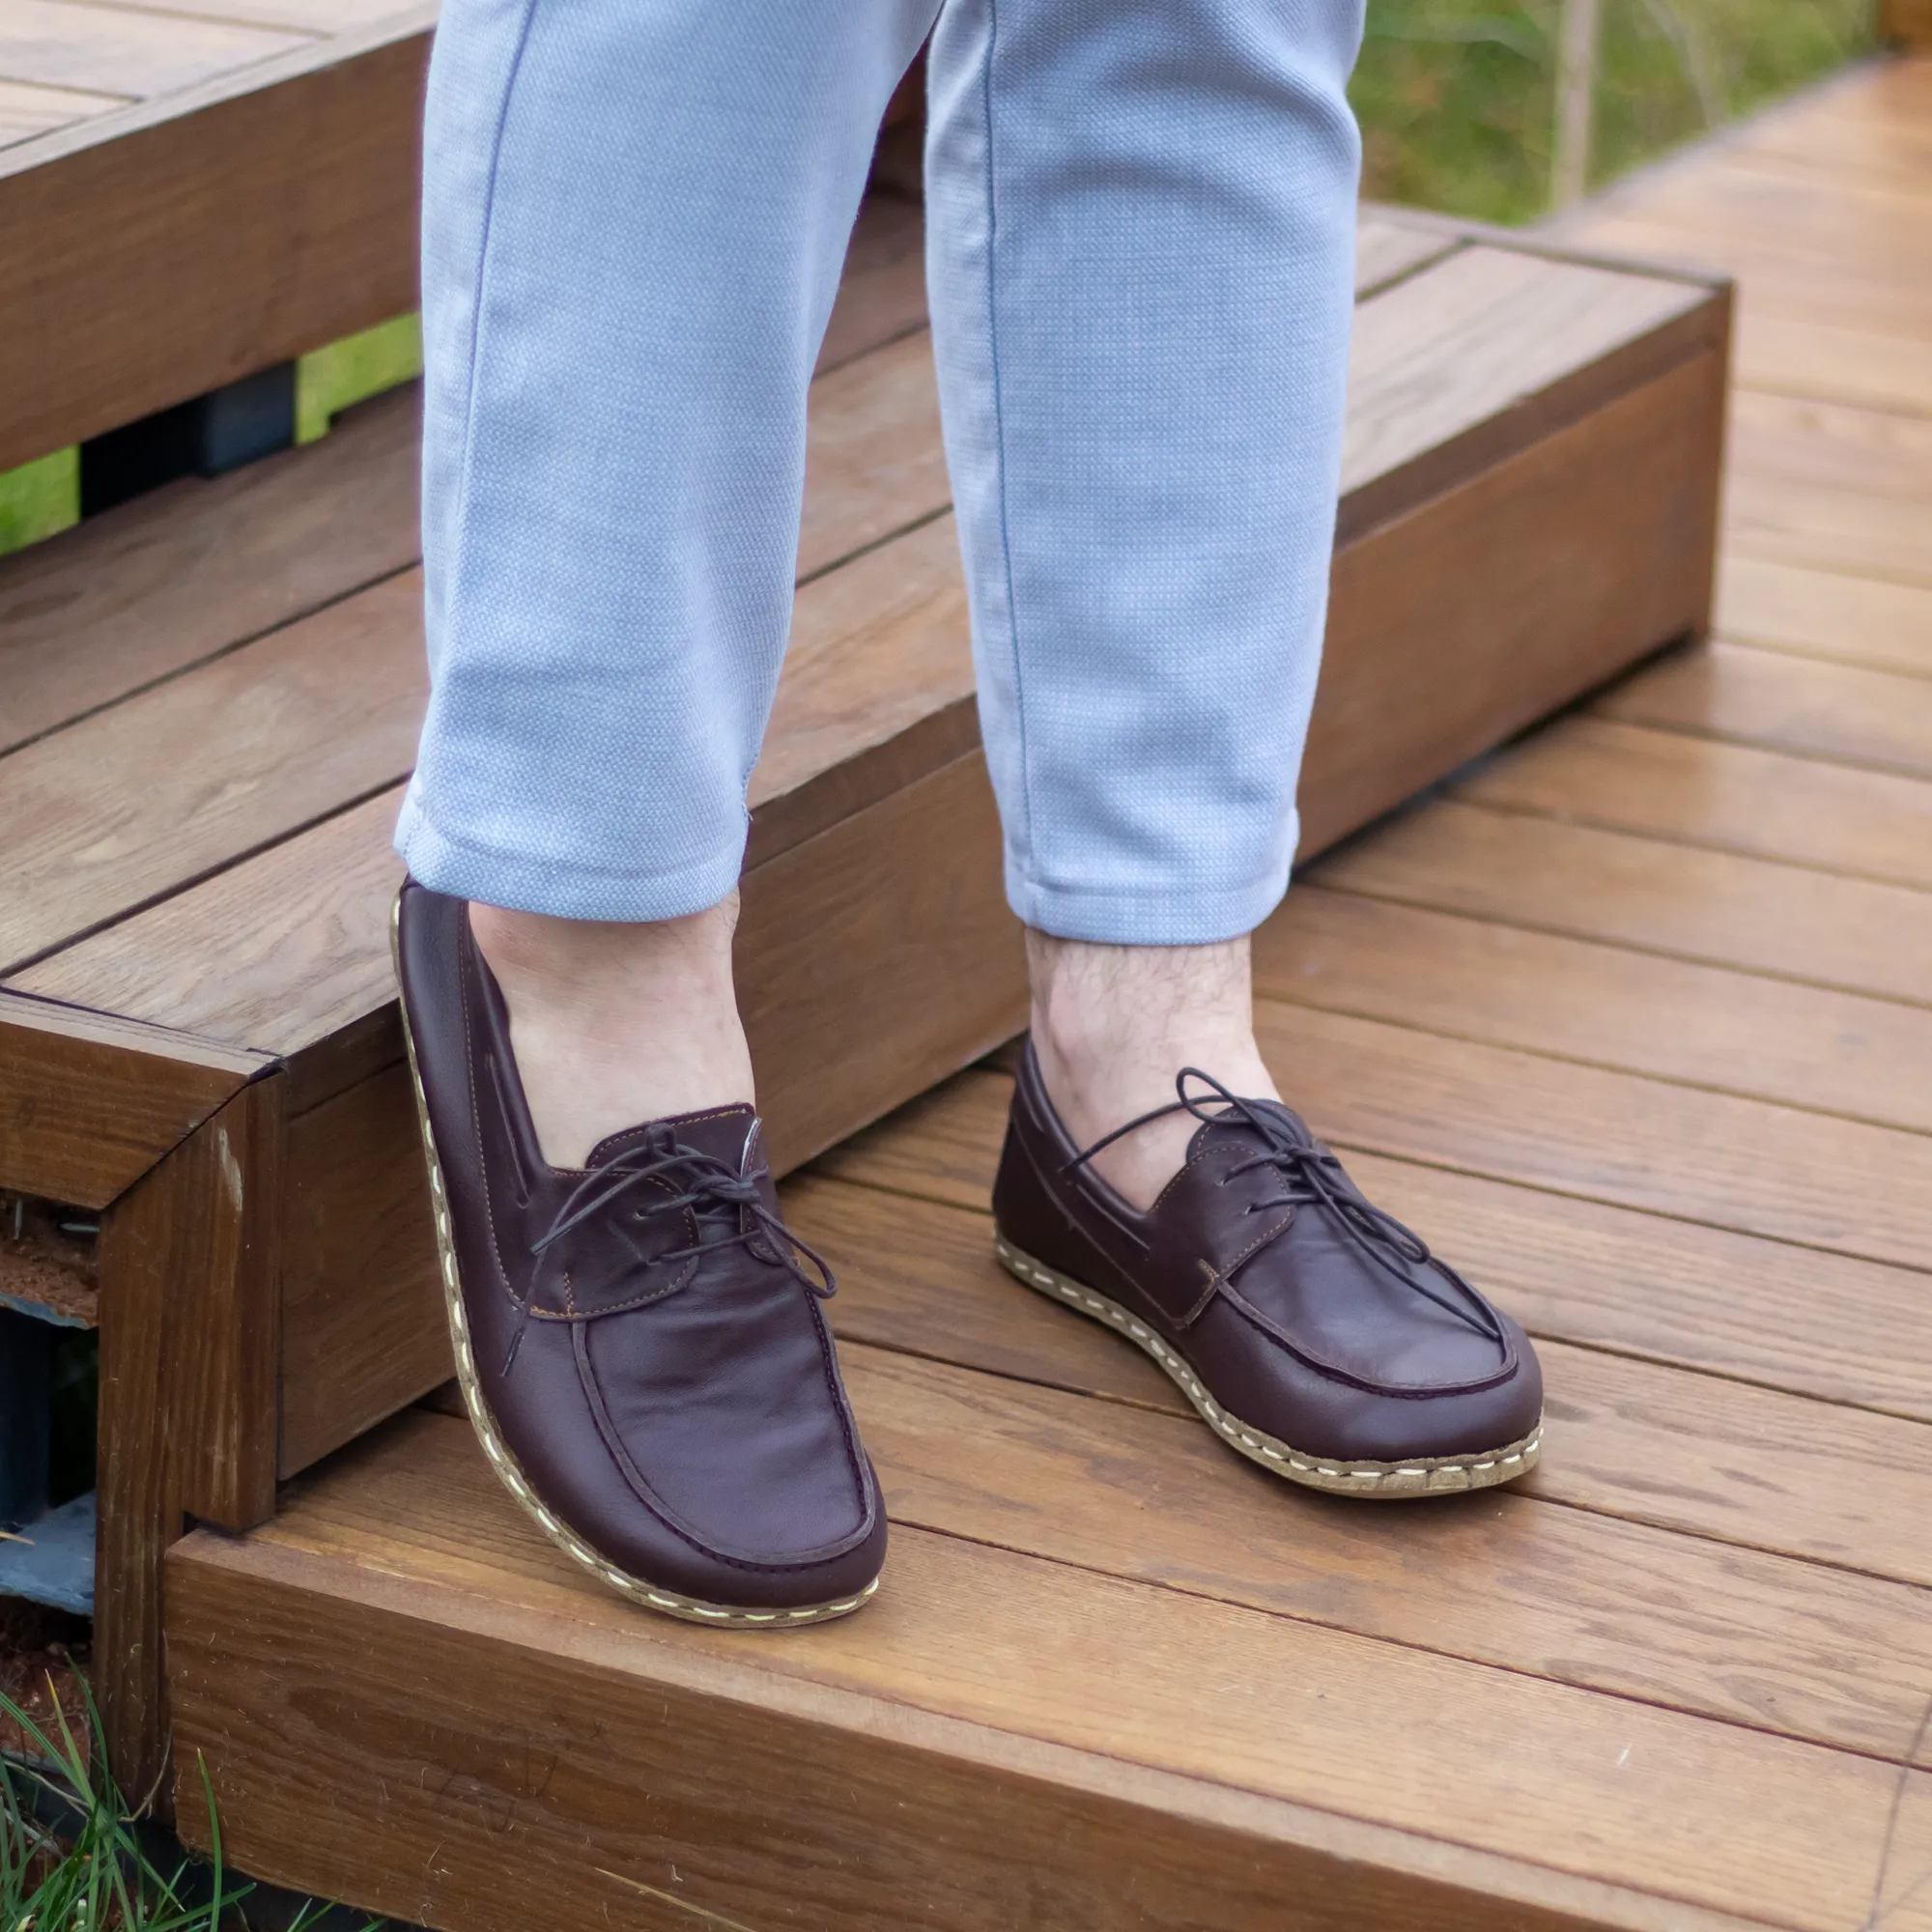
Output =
[{"x1": 1351, "y1": 0, "x2": 1878, "y2": 222}]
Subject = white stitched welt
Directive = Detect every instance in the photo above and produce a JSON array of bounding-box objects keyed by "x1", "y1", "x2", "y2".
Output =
[
  {"x1": 995, "y1": 1236, "x2": 1542, "y2": 1496},
  {"x1": 402, "y1": 1001, "x2": 869, "y2": 1634}
]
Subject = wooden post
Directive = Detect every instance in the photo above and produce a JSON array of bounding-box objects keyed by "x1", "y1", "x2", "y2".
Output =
[
  {"x1": 1551, "y1": 0, "x2": 1603, "y2": 211},
  {"x1": 95, "y1": 1073, "x2": 284, "y2": 1808}
]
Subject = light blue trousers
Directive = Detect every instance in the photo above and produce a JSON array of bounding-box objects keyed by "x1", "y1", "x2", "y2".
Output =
[{"x1": 397, "y1": 0, "x2": 1366, "y2": 945}]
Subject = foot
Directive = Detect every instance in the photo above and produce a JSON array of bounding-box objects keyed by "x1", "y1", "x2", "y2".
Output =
[
  {"x1": 393, "y1": 881, "x2": 887, "y2": 1623},
  {"x1": 468, "y1": 894, "x2": 753, "y2": 1168},
  {"x1": 1026, "y1": 929, "x2": 1277, "y2": 1208},
  {"x1": 992, "y1": 1041, "x2": 1544, "y2": 1496}
]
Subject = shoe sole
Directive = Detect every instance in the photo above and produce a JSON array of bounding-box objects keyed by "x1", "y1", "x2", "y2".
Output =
[
  {"x1": 994, "y1": 1235, "x2": 1542, "y2": 1499},
  {"x1": 391, "y1": 895, "x2": 879, "y2": 1629}
]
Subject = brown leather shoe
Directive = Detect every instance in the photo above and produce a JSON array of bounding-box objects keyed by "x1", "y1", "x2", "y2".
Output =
[
  {"x1": 993, "y1": 1042, "x2": 1542, "y2": 1496},
  {"x1": 392, "y1": 880, "x2": 886, "y2": 1624}
]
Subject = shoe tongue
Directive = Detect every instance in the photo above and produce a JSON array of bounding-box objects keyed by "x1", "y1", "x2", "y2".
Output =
[{"x1": 586, "y1": 1102, "x2": 764, "y2": 1176}]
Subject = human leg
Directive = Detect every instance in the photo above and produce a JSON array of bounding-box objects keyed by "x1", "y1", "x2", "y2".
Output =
[
  {"x1": 401, "y1": 0, "x2": 938, "y2": 1161},
  {"x1": 931, "y1": 1, "x2": 1544, "y2": 1487},
  {"x1": 923, "y1": 0, "x2": 1364, "y2": 1204},
  {"x1": 394, "y1": 0, "x2": 939, "y2": 1620}
]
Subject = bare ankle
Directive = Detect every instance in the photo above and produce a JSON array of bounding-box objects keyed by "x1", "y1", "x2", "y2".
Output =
[
  {"x1": 469, "y1": 895, "x2": 754, "y2": 1166},
  {"x1": 1026, "y1": 929, "x2": 1277, "y2": 1210}
]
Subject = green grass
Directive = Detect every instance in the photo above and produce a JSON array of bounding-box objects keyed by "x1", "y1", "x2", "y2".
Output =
[
  {"x1": 1, "y1": 1678, "x2": 384, "y2": 1932},
  {"x1": 1352, "y1": 0, "x2": 1878, "y2": 222}
]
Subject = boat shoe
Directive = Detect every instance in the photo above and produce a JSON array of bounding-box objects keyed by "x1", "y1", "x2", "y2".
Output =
[
  {"x1": 392, "y1": 879, "x2": 886, "y2": 1625},
  {"x1": 992, "y1": 1041, "x2": 1543, "y2": 1497}
]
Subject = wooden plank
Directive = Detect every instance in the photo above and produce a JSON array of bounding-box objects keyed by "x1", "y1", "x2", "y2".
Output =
[
  {"x1": 96, "y1": 1071, "x2": 283, "y2": 1804},
  {"x1": 0, "y1": 569, "x2": 425, "y2": 975},
  {"x1": 1456, "y1": 717, "x2": 1932, "y2": 892},
  {"x1": 810, "y1": 1065, "x2": 1012, "y2": 1211},
  {"x1": 100, "y1": 0, "x2": 418, "y2": 33},
  {"x1": 0, "y1": 989, "x2": 264, "y2": 1208},
  {"x1": 1301, "y1": 349, "x2": 1725, "y2": 854},
  {"x1": 164, "y1": 1538, "x2": 1748, "y2": 1932},
  {"x1": 1715, "y1": 554, "x2": 1932, "y2": 682},
  {"x1": 1337, "y1": 246, "x2": 1717, "y2": 539},
  {"x1": 1555, "y1": 213, "x2": 1930, "y2": 342},
  {"x1": 1250, "y1": 883, "x2": 1932, "y2": 1134},
  {"x1": 830, "y1": 1343, "x2": 1932, "y2": 1765},
  {"x1": 798, "y1": 329, "x2": 951, "y2": 582},
  {"x1": 1350, "y1": 212, "x2": 1459, "y2": 297},
  {"x1": 1725, "y1": 391, "x2": 1932, "y2": 586},
  {"x1": 1733, "y1": 307, "x2": 1932, "y2": 418},
  {"x1": 1882, "y1": 0, "x2": 1932, "y2": 43},
  {"x1": 825, "y1": 997, "x2": 1932, "y2": 1277},
  {"x1": 816, "y1": 190, "x2": 927, "y2": 377},
  {"x1": 1565, "y1": 158, "x2": 1932, "y2": 315},
  {"x1": 1598, "y1": 641, "x2": 1932, "y2": 781},
  {"x1": 11, "y1": 320, "x2": 1725, "y2": 1052},
  {"x1": 0, "y1": 74, "x2": 124, "y2": 144},
  {"x1": 1249, "y1": 999, "x2": 1932, "y2": 1276},
  {"x1": 7, "y1": 505, "x2": 980, "y2": 1072},
  {"x1": 1724, "y1": 58, "x2": 1932, "y2": 181},
  {"x1": 167, "y1": 1412, "x2": 1932, "y2": 1932},
  {"x1": 1731, "y1": 389, "x2": 1932, "y2": 507},
  {"x1": 278, "y1": 1058, "x2": 443, "y2": 1476},
  {"x1": 740, "y1": 750, "x2": 1025, "y2": 1175},
  {"x1": 0, "y1": 0, "x2": 307, "y2": 99},
  {"x1": 0, "y1": 14, "x2": 431, "y2": 475},
  {"x1": 8, "y1": 787, "x2": 407, "y2": 1078},
  {"x1": 791, "y1": 1171, "x2": 1932, "y2": 1586},
  {"x1": 1308, "y1": 797, "x2": 1932, "y2": 1009},
  {"x1": 0, "y1": 383, "x2": 419, "y2": 756},
  {"x1": 748, "y1": 511, "x2": 975, "y2": 866}
]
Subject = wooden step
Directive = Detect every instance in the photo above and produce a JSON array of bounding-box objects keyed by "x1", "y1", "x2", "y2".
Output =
[
  {"x1": 166, "y1": 1039, "x2": 1932, "y2": 1930},
  {"x1": 0, "y1": 2, "x2": 431, "y2": 476},
  {"x1": 0, "y1": 198, "x2": 1726, "y2": 1791},
  {"x1": 157, "y1": 59, "x2": 1932, "y2": 1932}
]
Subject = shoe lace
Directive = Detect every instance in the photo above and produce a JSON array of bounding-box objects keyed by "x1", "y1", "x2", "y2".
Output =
[
  {"x1": 1064, "y1": 1066, "x2": 1499, "y2": 1342},
  {"x1": 501, "y1": 1127, "x2": 836, "y2": 1375}
]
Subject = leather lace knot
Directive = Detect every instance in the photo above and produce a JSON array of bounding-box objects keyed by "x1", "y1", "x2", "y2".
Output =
[
  {"x1": 1065, "y1": 1066, "x2": 1500, "y2": 1343},
  {"x1": 502, "y1": 1126, "x2": 835, "y2": 1374}
]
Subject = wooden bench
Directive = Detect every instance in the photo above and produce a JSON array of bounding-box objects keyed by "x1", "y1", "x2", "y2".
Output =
[{"x1": 0, "y1": 193, "x2": 1727, "y2": 1804}]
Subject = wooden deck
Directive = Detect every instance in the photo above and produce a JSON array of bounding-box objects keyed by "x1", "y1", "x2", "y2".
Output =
[
  {"x1": 151, "y1": 56, "x2": 1932, "y2": 1931},
  {"x1": 0, "y1": 154, "x2": 1727, "y2": 1809},
  {"x1": 0, "y1": 0, "x2": 429, "y2": 475}
]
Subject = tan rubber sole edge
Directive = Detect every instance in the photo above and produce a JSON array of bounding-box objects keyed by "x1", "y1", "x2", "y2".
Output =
[
  {"x1": 389, "y1": 896, "x2": 878, "y2": 1630},
  {"x1": 994, "y1": 1235, "x2": 1542, "y2": 1499}
]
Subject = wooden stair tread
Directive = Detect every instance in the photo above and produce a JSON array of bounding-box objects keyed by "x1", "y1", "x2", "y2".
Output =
[
  {"x1": 0, "y1": 218, "x2": 1722, "y2": 1075},
  {"x1": 822, "y1": 989, "x2": 1932, "y2": 1277},
  {"x1": 1458, "y1": 717, "x2": 1932, "y2": 892},
  {"x1": 155, "y1": 59, "x2": 1932, "y2": 1931},
  {"x1": 1599, "y1": 639, "x2": 1932, "y2": 781},
  {"x1": 1253, "y1": 882, "x2": 1932, "y2": 1134},
  {"x1": 0, "y1": 74, "x2": 126, "y2": 142},
  {"x1": 0, "y1": 382, "x2": 419, "y2": 759},
  {"x1": 167, "y1": 1403, "x2": 1932, "y2": 1932},
  {"x1": 0, "y1": 0, "x2": 311, "y2": 100},
  {"x1": 1308, "y1": 795, "x2": 1932, "y2": 1010},
  {"x1": 1716, "y1": 554, "x2": 1932, "y2": 682},
  {"x1": 0, "y1": 5, "x2": 432, "y2": 474}
]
